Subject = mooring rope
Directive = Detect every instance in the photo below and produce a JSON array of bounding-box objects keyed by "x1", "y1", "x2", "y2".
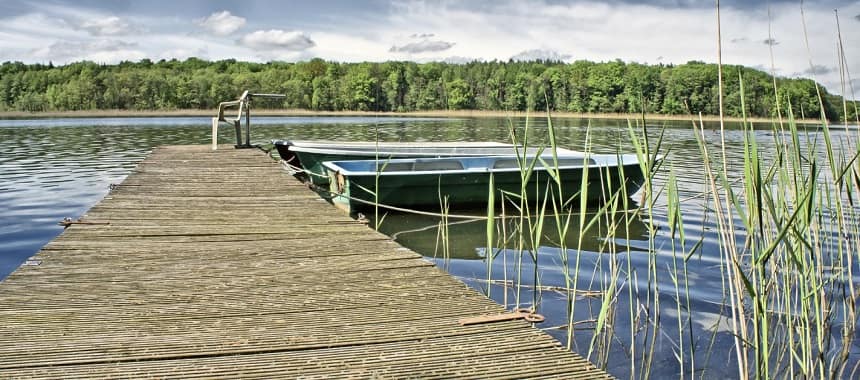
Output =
[
  {"x1": 281, "y1": 161, "x2": 329, "y2": 179},
  {"x1": 308, "y1": 182, "x2": 493, "y2": 219}
]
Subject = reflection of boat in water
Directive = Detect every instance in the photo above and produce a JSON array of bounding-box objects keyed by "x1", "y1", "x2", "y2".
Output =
[
  {"x1": 324, "y1": 154, "x2": 646, "y2": 213},
  {"x1": 371, "y1": 209, "x2": 649, "y2": 260}
]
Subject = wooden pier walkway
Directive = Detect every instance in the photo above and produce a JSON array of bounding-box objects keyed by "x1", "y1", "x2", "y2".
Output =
[{"x1": 0, "y1": 145, "x2": 610, "y2": 379}]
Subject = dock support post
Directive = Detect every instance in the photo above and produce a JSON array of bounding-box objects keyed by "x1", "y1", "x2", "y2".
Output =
[
  {"x1": 211, "y1": 117, "x2": 219, "y2": 150},
  {"x1": 233, "y1": 120, "x2": 242, "y2": 147},
  {"x1": 244, "y1": 99, "x2": 252, "y2": 148}
]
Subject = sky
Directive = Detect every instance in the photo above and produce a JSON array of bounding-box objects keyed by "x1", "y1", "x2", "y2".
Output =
[{"x1": 0, "y1": 0, "x2": 858, "y2": 95}]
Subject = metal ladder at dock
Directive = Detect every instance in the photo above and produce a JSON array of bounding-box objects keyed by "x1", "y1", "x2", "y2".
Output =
[{"x1": 211, "y1": 90, "x2": 286, "y2": 150}]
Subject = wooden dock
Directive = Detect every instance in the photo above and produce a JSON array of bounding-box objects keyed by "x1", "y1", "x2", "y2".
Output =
[{"x1": 0, "y1": 145, "x2": 610, "y2": 379}]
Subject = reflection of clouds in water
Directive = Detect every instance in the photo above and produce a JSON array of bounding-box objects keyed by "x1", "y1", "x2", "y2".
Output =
[{"x1": 663, "y1": 307, "x2": 734, "y2": 334}]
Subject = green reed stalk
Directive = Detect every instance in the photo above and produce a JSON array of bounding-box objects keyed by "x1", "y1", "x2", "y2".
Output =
[
  {"x1": 485, "y1": 173, "x2": 495, "y2": 297},
  {"x1": 374, "y1": 123, "x2": 381, "y2": 231},
  {"x1": 438, "y1": 193, "x2": 451, "y2": 268},
  {"x1": 541, "y1": 114, "x2": 578, "y2": 351},
  {"x1": 504, "y1": 116, "x2": 534, "y2": 307},
  {"x1": 587, "y1": 187, "x2": 622, "y2": 366},
  {"x1": 666, "y1": 167, "x2": 695, "y2": 380},
  {"x1": 567, "y1": 124, "x2": 592, "y2": 350},
  {"x1": 501, "y1": 200, "x2": 510, "y2": 307},
  {"x1": 626, "y1": 118, "x2": 665, "y2": 379}
]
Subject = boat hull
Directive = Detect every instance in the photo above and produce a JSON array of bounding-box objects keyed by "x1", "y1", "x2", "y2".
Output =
[{"x1": 324, "y1": 156, "x2": 646, "y2": 213}]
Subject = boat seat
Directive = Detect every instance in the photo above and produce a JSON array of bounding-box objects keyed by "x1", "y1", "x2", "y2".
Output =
[
  {"x1": 557, "y1": 158, "x2": 595, "y2": 166},
  {"x1": 493, "y1": 159, "x2": 525, "y2": 169},
  {"x1": 493, "y1": 158, "x2": 595, "y2": 169},
  {"x1": 413, "y1": 160, "x2": 464, "y2": 171},
  {"x1": 376, "y1": 162, "x2": 413, "y2": 172}
]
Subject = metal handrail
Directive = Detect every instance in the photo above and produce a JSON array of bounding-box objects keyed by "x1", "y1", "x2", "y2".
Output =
[{"x1": 211, "y1": 91, "x2": 286, "y2": 150}]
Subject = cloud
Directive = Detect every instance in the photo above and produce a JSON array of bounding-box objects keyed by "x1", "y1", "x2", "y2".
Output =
[
  {"x1": 390, "y1": 40, "x2": 455, "y2": 53},
  {"x1": 158, "y1": 47, "x2": 209, "y2": 61},
  {"x1": 763, "y1": 38, "x2": 779, "y2": 46},
  {"x1": 802, "y1": 64, "x2": 835, "y2": 76},
  {"x1": 730, "y1": 37, "x2": 748, "y2": 43},
  {"x1": 509, "y1": 49, "x2": 572, "y2": 62},
  {"x1": 196, "y1": 10, "x2": 246, "y2": 36},
  {"x1": 410, "y1": 33, "x2": 435, "y2": 38},
  {"x1": 239, "y1": 30, "x2": 315, "y2": 51},
  {"x1": 855, "y1": 13, "x2": 860, "y2": 21},
  {"x1": 749, "y1": 64, "x2": 773, "y2": 73},
  {"x1": 30, "y1": 40, "x2": 144, "y2": 63},
  {"x1": 76, "y1": 16, "x2": 138, "y2": 36},
  {"x1": 441, "y1": 56, "x2": 478, "y2": 64}
]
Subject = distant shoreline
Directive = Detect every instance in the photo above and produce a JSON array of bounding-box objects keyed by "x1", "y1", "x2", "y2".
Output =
[{"x1": 0, "y1": 109, "x2": 827, "y2": 125}]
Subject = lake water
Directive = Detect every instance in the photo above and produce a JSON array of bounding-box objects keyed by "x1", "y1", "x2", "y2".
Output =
[{"x1": 1, "y1": 115, "x2": 857, "y2": 378}]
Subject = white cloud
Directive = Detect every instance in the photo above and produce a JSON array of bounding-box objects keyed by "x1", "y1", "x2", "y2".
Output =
[
  {"x1": 390, "y1": 40, "x2": 455, "y2": 53},
  {"x1": 239, "y1": 30, "x2": 315, "y2": 51},
  {"x1": 801, "y1": 64, "x2": 836, "y2": 76},
  {"x1": 158, "y1": 47, "x2": 209, "y2": 61},
  {"x1": 30, "y1": 40, "x2": 145, "y2": 63},
  {"x1": 77, "y1": 16, "x2": 138, "y2": 36},
  {"x1": 0, "y1": 12, "x2": 78, "y2": 40},
  {"x1": 510, "y1": 49, "x2": 572, "y2": 62},
  {"x1": 440, "y1": 56, "x2": 480, "y2": 64},
  {"x1": 306, "y1": 31, "x2": 387, "y2": 62},
  {"x1": 196, "y1": 11, "x2": 246, "y2": 36}
]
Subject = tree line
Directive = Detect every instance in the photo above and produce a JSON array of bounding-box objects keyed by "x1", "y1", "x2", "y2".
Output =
[{"x1": 0, "y1": 58, "x2": 856, "y2": 121}]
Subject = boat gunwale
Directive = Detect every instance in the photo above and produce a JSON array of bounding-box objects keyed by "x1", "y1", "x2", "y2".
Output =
[
  {"x1": 290, "y1": 146, "x2": 586, "y2": 157},
  {"x1": 275, "y1": 140, "x2": 583, "y2": 158},
  {"x1": 273, "y1": 139, "x2": 515, "y2": 149}
]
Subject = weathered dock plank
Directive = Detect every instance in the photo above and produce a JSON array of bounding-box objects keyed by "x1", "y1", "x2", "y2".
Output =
[{"x1": 0, "y1": 145, "x2": 611, "y2": 379}]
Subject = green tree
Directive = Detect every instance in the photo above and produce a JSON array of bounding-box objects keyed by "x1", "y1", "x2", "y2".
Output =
[{"x1": 446, "y1": 78, "x2": 473, "y2": 110}]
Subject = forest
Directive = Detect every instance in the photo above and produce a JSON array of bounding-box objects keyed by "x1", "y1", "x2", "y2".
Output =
[{"x1": 0, "y1": 57, "x2": 856, "y2": 121}]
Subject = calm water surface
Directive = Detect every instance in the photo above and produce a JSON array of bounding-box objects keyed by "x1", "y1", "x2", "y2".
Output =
[{"x1": 1, "y1": 116, "x2": 857, "y2": 378}]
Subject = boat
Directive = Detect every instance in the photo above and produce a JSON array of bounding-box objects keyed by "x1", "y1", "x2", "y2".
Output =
[
  {"x1": 321, "y1": 154, "x2": 647, "y2": 213},
  {"x1": 272, "y1": 139, "x2": 582, "y2": 185}
]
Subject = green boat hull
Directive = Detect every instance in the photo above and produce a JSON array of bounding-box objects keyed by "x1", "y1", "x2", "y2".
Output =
[{"x1": 327, "y1": 163, "x2": 645, "y2": 213}]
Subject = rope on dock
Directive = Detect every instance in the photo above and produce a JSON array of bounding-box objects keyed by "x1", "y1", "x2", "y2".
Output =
[
  {"x1": 58, "y1": 218, "x2": 111, "y2": 228},
  {"x1": 458, "y1": 308, "x2": 545, "y2": 325}
]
